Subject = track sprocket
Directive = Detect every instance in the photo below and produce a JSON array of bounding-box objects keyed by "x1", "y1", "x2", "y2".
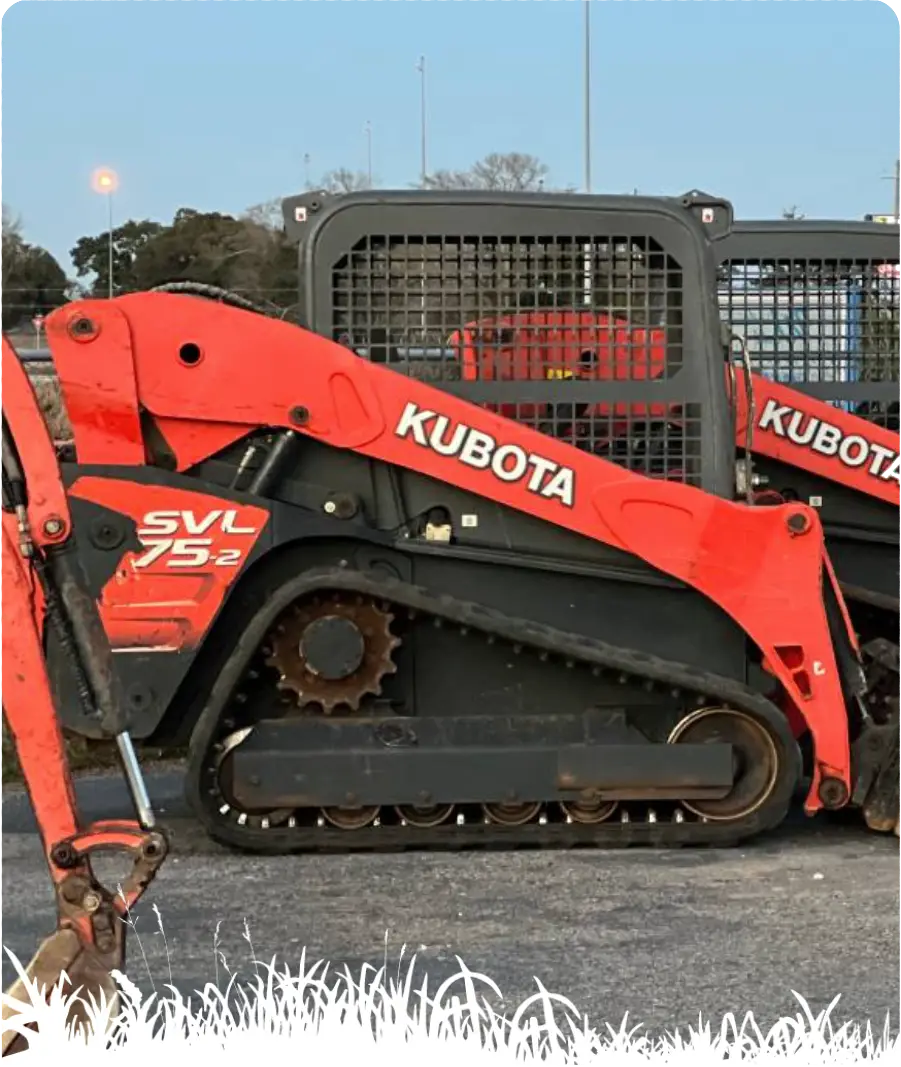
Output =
[{"x1": 264, "y1": 593, "x2": 400, "y2": 713}]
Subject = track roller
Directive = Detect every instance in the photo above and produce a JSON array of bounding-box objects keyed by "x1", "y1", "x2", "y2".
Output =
[{"x1": 666, "y1": 706, "x2": 782, "y2": 822}]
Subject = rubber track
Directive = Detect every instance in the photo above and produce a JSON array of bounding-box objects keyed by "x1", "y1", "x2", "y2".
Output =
[{"x1": 184, "y1": 567, "x2": 803, "y2": 855}]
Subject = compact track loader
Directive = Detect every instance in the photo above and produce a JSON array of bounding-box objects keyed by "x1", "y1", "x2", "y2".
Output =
[
  {"x1": 1, "y1": 339, "x2": 168, "y2": 1055},
  {"x1": 26, "y1": 192, "x2": 900, "y2": 855},
  {"x1": 715, "y1": 218, "x2": 899, "y2": 726}
]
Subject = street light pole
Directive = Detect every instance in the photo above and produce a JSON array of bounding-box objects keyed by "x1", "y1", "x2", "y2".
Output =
[
  {"x1": 365, "y1": 120, "x2": 373, "y2": 187},
  {"x1": 583, "y1": 0, "x2": 591, "y2": 194},
  {"x1": 91, "y1": 167, "x2": 118, "y2": 298},
  {"x1": 107, "y1": 191, "x2": 114, "y2": 300},
  {"x1": 581, "y1": 1, "x2": 593, "y2": 310},
  {"x1": 880, "y1": 158, "x2": 900, "y2": 219},
  {"x1": 417, "y1": 55, "x2": 427, "y2": 185}
]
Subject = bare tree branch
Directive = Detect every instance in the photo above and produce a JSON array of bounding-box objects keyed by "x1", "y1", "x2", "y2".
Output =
[
  {"x1": 417, "y1": 152, "x2": 570, "y2": 193},
  {"x1": 310, "y1": 168, "x2": 373, "y2": 194},
  {"x1": 243, "y1": 199, "x2": 284, "y2": 231}
]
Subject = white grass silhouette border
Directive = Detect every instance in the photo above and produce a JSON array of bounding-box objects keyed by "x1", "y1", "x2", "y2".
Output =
[{"x1": 2, "y1": 932, "x2": 897, "y2": 1064}]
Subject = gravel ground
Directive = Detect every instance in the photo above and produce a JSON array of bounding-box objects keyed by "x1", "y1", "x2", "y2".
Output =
[{"x1": 2, "y1": 768, "x2": 898, "y2": 1038}]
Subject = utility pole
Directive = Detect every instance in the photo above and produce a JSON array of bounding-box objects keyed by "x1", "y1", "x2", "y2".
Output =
[
  {"x1": 581, "y1": 1, "x2": 593, "y2": 312},
  {"x1": 879, "y1": 157, "x2": 901, "y2": 218},
  {"x1": 417, "y1": 55, "x2": 427, "y2": 185},
  {"x1": 303, "y1": 152, "x2": 311, "y2": 189},
  {"x1": 583, "y1": 0, "x2": 591, "y2": 193},
  {"x1": 91, "y1": 167, "x2": 118, "y2": 298},
  {"x1": 107, "y1": 192, "x2": 114, "y2": 299},
  {"x1": 365, "y1": 121, "x2": 373, "y2": 187}
]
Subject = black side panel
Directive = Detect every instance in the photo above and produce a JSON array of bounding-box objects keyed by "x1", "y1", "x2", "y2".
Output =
[
  {"x1": 190, "y1": 430, "x2": 751, "y2": 681},
  {"x1": 53, "y1": 433, "x2": 753, "y2": 744}
]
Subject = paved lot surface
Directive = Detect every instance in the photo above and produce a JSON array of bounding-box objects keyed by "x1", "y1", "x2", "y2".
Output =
[{"x1": 3, "y1": 770, "x2": 898, "y2": 1037}]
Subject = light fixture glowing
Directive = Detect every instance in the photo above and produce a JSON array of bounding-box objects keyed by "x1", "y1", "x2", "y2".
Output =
[{"x1": 91, "y1": 167, "x2": 119, "y2": 194}]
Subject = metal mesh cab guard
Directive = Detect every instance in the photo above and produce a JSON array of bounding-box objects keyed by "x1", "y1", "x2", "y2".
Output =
[
  {"x1": 714, "y1": 220, "x2": 899, "y2": 430},
  {"x1": 283, "y1": 190, "x2": 735, "y2": 497}
]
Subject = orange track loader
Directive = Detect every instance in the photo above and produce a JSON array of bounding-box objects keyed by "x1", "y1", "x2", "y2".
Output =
[{"x1": 14, "y1": 271, "x2": 900, "y2": 854}]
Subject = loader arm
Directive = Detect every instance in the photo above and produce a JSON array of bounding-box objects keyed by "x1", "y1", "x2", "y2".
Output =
[
  {"x1": 39, "y1": 293, "x2": 888, "y2": 819},
  {"x1": 1, "y1": 338, "x2": 168, "y2": 1055}
]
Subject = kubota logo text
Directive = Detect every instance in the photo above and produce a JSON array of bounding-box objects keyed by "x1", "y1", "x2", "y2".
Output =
[
  {"x1": 394, "y1": 401, "x2": 576, "y2": 507},
  {"x1": 757, "y1": 399, "x2": 900, "y2": 485},
  {"x1": 133, "y1": 509, "x2": 259, "y2": 569}
]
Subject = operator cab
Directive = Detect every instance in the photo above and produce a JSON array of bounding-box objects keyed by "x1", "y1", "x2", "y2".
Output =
[{"x1": 283, "y1": 188, "x2": 737, "y2": 498}]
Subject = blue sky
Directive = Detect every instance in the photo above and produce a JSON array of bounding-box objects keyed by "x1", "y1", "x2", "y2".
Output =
[{"x1": 2, "y1": 0, "x2": 899, "y2": 278}]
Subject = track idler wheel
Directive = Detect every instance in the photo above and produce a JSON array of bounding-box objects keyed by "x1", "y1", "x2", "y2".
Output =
[
  {"x1": 216, "y1": 728, "x2": 295, "y2": 829},
  {"x1": 667, "y1": 707, "x2": 782, "y2": 822}
]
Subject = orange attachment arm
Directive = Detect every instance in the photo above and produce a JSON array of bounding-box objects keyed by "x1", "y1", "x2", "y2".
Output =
[{"x1": 2, "y1": 338, "x2": 167, "y2": 947}]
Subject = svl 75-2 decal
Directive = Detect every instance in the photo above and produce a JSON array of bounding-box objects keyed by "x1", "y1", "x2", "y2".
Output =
[
  {"x1": 67, "y1": 478, "x2": 271, "y2": 651},
  {"x1": 134, "y1": 509, "x2": 259, "y2": 569}
]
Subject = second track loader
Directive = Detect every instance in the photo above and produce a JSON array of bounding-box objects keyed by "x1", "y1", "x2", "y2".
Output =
[{"x1": 715, "y1": 218, "x2": 899, "y2": 727}]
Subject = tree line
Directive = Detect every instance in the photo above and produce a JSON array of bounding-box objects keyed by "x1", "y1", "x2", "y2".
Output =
[
  {"x1": 5, "y1": 148, "x2": 821, "y2": 334},
  {"x1": 2, "y1": 153, "x2": 564, "y2": 331}
]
